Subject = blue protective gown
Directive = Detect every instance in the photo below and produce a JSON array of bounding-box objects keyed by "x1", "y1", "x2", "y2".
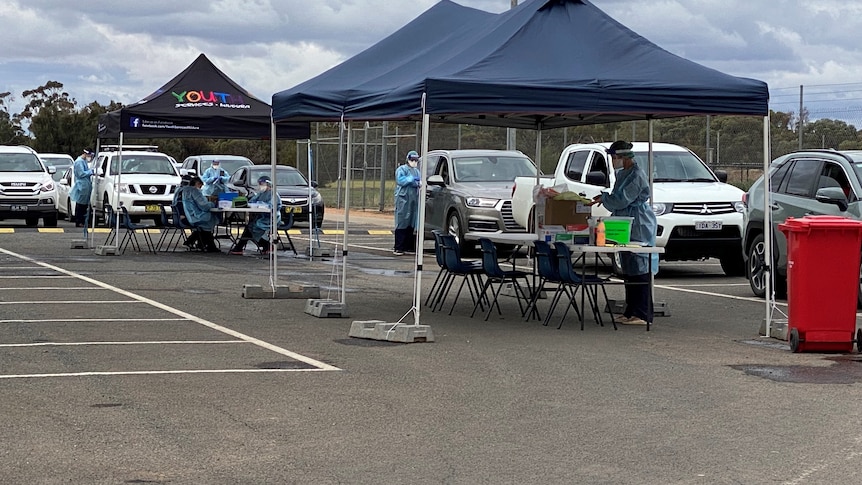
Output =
[
  {"x1": 69, "y1": 155, "x2": 94, "y2": 205},
  {"x1": 394, "y1": 163, "x2": 420, "y2": 230},
  {"x1": 599, "y1": 162, "x2": 659, "y2": 275},
  {"x1": 248, "y1": 188, "x2": 282, "y2": 241},
  {"x1": 201, "y1": 166, "x2": 229, "y2": 197},
  {"x1": 181, "y1": 185, "x2": 218, "y2": 231}
]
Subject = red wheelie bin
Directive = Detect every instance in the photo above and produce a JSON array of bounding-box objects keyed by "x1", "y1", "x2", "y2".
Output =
[{"x1": 778, "y1": 216, "x2": 862, "y2": 353}]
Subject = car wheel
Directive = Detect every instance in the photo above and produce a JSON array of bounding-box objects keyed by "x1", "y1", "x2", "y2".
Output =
[
  {"x1": 720, "y1": 252, "x2": 746, "y2": 277},
  {"x1": 25, "y1": 216, "x2": 39, "y2": 227},
  {"x1": 747, "y1": 233, "x2": 787, "y2": 299},
  {"x1": 43, "y1": 212, "x2": 58, "y2": 228},
  {"x1": 446, "y1": 211, "x2": 470, "y2": 253},
  {"x1": 747, "y1": 234, "x2": 767, "y2": 298}
]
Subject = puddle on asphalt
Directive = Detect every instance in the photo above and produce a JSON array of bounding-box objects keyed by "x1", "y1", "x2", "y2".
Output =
[{"x1": 732, "y1": 356, "x2": 862, "y2": 384}]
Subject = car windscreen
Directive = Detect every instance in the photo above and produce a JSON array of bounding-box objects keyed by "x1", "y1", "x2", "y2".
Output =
[
  {"x1": 452, "y1": 156, "x2": 537, "y2": 182},
  {"x1": 110, "y1": 155, "x2": 176, "y2": 175},
  {"x1": 201, "y1": 158, "x2": 252, "y2": 174},
  {"x1": 249, "y1": 169, "x2": 308, "y2": 186},
  {"x1": 637, "y1": 151, "x2": 716, "y2": 182},
  {"x1": 0, "y1": 153, "x2": 45, "y2": 172}
]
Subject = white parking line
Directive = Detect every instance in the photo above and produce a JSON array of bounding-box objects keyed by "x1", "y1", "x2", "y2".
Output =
[
  {"x1": 0, "y1": 275, "x2": 73, "y2": 279},
  {"x1": 0, "y1": 287, "x2": 105, "y2": 290},
  {"x1": 0, "y1": 247, "x2": 341, "y2": 373},
  {"x1": 0, "y1": 318, "x2": 187, "y2": 323},
  {"x1": 0, "y1": 340, "x2": 247, "y2": 348},
  {"x1": 655, "y1": 284, "x2": 788, "y2": 306},
  {"x1": 0, "y1": 300, "x2": 140, "y2": 305},
  {"x1": 0, "y1": 369, "x2": 329, "y2": 380}
]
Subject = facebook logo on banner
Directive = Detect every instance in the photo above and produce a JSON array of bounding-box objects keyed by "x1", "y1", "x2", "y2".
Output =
[{"x1": 130, "y1": 117, "x2": 141, "y2": 128}]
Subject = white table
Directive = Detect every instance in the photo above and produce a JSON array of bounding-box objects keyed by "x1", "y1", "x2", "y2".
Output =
[
  {"x1": 465, "y1": 232, "x2": 665, "y2": 330},
  {"x1": 210, "y1": 207, "x2": 271, "y2": 244},
  {"x1": 570, "y1": 244, "x2": 664, "y2": 331}
]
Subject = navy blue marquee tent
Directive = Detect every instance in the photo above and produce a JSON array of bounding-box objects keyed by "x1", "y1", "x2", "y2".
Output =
[
  {"x1": 270, "y1": 0, "x2": 771, "y2": 332},
  {"x1": 272, "y1": 0, "x2": 768, "y2": 128}
]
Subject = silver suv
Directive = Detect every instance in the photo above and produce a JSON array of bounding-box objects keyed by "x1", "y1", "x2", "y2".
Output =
[
  {"x1": 0, "y1": 145, "x2": 58, "y2": 227},
  {"x1": 424, "y1": 149, "x2": 538, "y2": 250}
]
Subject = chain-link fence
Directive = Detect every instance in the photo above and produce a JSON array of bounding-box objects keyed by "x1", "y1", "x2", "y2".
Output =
[{"x1": 292, "y1": 83, "x2": 862, "y2": 211}]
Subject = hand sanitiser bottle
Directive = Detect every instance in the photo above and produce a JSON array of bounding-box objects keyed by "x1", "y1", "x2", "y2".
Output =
[{"x1": 596, "y1": 219, "x2": 607, "y2": 246}]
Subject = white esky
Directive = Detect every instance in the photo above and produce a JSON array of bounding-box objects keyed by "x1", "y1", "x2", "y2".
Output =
[{"x1": 2, "y1": 0, "x2": 861, "y2": 118}]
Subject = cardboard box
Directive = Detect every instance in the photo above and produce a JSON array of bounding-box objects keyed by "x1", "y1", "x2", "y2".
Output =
[{"x1": 539, "y1": 198, "x2": 591, "y2": 227}]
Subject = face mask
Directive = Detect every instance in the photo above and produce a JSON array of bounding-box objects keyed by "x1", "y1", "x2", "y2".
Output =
[
  {"x1": 212, "y1": 165, "x2": 220, "y2": 170},
  {"x1": 259, "y1": 184, "x2": 268, "y2": 191},
  {"x1": 611, "y1": 157, "x2": 624, "y2": 169},
  {"x1": 408, "y1": 160, "x2": 418, "y2": 168}
]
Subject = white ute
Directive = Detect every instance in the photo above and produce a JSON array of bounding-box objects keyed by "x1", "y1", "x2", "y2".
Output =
[{"x1": 511, "y1": 142, "x2": 746, "y2": 276}]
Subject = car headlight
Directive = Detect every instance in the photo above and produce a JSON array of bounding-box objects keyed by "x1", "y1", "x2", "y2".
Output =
[
  {"x1": 117, "y1": 183, "x2": 131, "y2": 194},
  {"x1": 733, "y1": 201, "x2": 745, "y2": 213},
  {"x1": 652, "y1": 203, "x2": 672, "y2": 216},
  {"x1": 465, "y1": 197, "x2": 499, "y2": 208},
  {"x1": 311, "y1": 192, "x2": 323, "y2": 204},
  {"x1": 40, "y1": 181, "x2": 55, "y2": 192}
]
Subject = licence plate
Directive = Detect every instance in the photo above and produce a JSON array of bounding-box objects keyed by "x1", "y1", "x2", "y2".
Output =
[
  {"x1": 11, "y1": 205, "x2": 27, "y2": 211},
  {"x1": 695, "y1": 220, "x2": 722, "y2": 230},
  {"x1": 145, "y1": 204, "x2": 160, "y2": 213},
  {"x1": 285, "y1": 206, "x2": 303, "y2": 214}
]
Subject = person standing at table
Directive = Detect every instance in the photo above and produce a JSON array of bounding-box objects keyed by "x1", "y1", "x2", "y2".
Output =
[
  {"x1": 181, "y1": 176, "x2": 220, "y2": 253},
  {"x1": 393, "y1": 150, "x2": 421, "y2": 256},
  {"x1": 69, "y1": 148, "x2": 95, "y2": 228},
  {"x1": 201, "y1": 159, "x2": 230, "y2": 197},
  {"x1": 591, "y1": 140, "x2": 658, "y2": 326},
  {"x1": 229, "y1": 176, "x2": 281, "y2": 255}
]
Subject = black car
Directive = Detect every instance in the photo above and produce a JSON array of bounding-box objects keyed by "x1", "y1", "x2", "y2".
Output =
[
  {"x1": 226, "y1": 165, "x2": 324, "y2": 227},
  {"x1": 742, "y1": 149, "x2": 862, "y2": 303}
]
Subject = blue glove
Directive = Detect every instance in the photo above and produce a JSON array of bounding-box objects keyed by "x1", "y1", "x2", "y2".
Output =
[{"x1": 413, "y1": 176, "x2": 420, "y2": 182}]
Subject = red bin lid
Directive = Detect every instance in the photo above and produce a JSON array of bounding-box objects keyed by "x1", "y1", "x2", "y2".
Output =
[{"x1": 779, "y1": 215, "x2": 862, "y2": 233}]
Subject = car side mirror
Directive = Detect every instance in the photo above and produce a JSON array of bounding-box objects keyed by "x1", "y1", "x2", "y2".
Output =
[
  {"x1": 427, "y1": 174, "x2": 445, "y2": 186},
  {"x1": 714, "y1": 170, "x2": 728, "y2": 183},
  {"x1": 815, "y1": 187, "x2": 849, "y2": 211},
  {"x1": 585, "y1": 171, "x2": 608, "y2": 187},
  {"x1": 59, "y1": 179, "x2": 69, "y2": 186},
  {"x1": 47, "y1": 166, "x2": 57, "y2": 175},
  {"x1": 311, "y1": 181, "x2": 319, "y2": 188}
]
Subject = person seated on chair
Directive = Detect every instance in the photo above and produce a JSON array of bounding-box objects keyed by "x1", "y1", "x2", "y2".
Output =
[
  {"x1": 181, "y1": 176, "x2": 221, "y2": 253},
  {"x1": 229, "y1": 176, "x2": 282, "y2": 255},
  {"x1": 173, "y1": 175, "x2": 202, "y2": 250}
]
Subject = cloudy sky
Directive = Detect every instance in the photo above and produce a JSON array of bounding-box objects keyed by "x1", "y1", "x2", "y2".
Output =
[{"x1": 2, "y1": 0, "x2": 862, "y2": 119}]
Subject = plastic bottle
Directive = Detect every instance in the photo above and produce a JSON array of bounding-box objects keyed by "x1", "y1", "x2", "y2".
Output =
[{"x1": 595, "y1": 219, "x2": 606, "y2": 246}]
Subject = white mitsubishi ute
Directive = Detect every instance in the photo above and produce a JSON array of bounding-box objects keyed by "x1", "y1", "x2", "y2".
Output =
[{"x1": 511, "y1": 142, "x2": 746, "y2": 276}]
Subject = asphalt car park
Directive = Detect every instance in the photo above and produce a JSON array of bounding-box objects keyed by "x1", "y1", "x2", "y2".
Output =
[{"x1": 2, "y1": 214, "x2": 862, "y2": 483}]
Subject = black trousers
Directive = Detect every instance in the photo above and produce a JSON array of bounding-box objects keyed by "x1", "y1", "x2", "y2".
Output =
[
  {"x1": 74, "y1": 203, "x2": 89, "y2": 226},
  {"x1": 394, "y1": 226, "x2": 416, "y2": 252},
  {"x1": 623, "y1": 273, "x2": 653, "y2": 322}
]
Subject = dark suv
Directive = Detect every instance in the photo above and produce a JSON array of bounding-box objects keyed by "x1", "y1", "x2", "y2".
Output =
[{"x1": 742, "y1": 149, "x2": 862, "y2": 303}]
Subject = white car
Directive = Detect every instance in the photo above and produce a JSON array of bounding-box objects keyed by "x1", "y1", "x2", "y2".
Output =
[
  {"x1": 92, "y1": 150, "x2": 181, "y2": 224},
  {"x1": 39, "y1": 153, "x2": 74, "y2": 182},
  {"x1": 511, "y1": 142, "x2": 747, "y2": 276},
  {"x1": 0, "y1": 145, "x2": 59, "y2": 227}
]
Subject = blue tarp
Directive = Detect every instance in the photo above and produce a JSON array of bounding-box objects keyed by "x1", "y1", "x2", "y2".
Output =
[{"x1": 272, "y1": 0, "x2": 769, "y2": 129}]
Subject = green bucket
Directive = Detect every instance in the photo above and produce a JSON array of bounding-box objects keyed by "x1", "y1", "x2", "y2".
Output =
[{"x1": 603, "y1": 216, "x2": 633, "y2": 245}]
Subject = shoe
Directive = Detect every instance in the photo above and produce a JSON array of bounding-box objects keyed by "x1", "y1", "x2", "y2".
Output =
[
  {"x1": 404, "y1": 250, "x2": 416, "y2": 254},
  {"x1": 229, "y1": 250, "x2": 244, "y2": 255},
  {"x1": 613, "y1": 314, "x2": 632, "y2": 324},
  {"x1": 620, "y1": 316, "x2": 648, "y2": 326},
  {"x1": 393, "y1": 250, "x2": 405, "y2": 256},
  {"x1": 75, "y1": 223, "x2": 84, "y2": 228}
]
